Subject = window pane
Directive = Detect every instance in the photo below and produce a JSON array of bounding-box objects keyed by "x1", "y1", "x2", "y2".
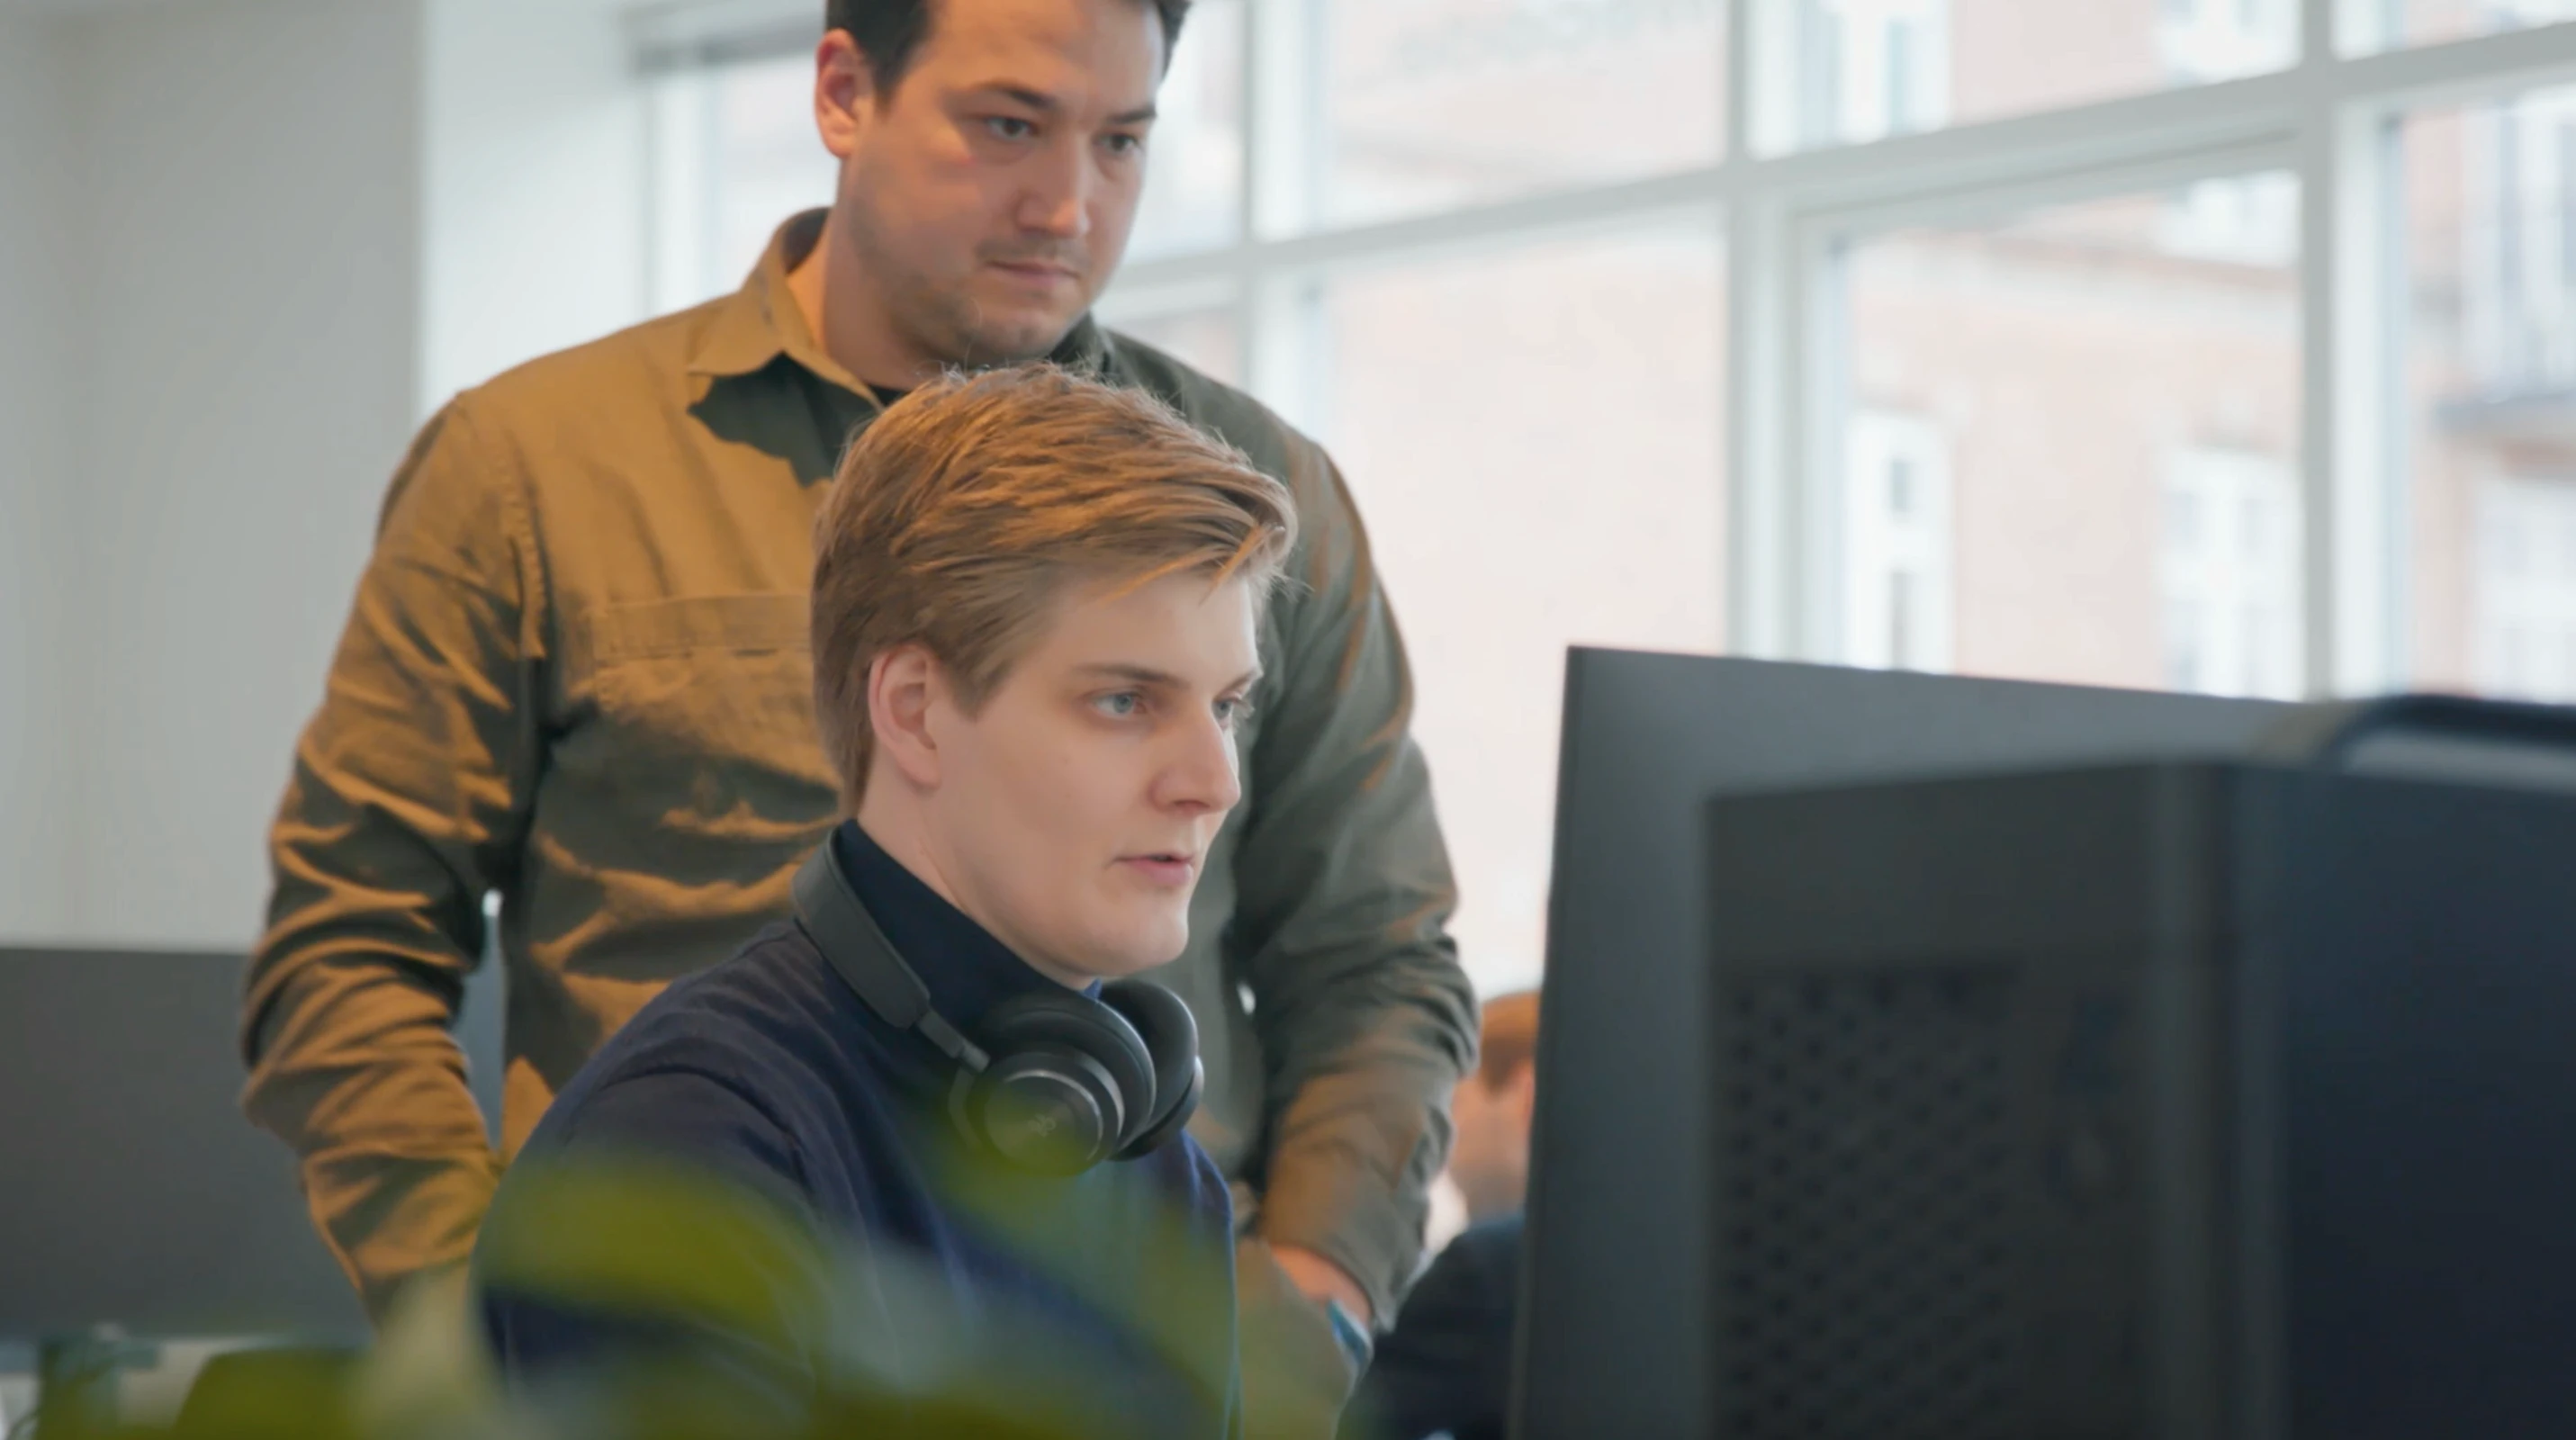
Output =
[
  {"x1": 1301, "y1": 223, "x2": 1725, "y2": 992},
  {"x1": 1099, "y1": 302, "x2": 1244, "y2": 388},
  {"x1": 1297, "y1": 0, "x2": 1725, "y2": 232},
  {"x1": 1835, "y1": 176, "x2": 2304, "y2": 696},
  {"x1": 1782, "y1": 0, "x2": 2294, "y2": 152},
  {"x1": 1130, "y1": 0, "x2": 1245, "y2": 260},
  {"x1": 2400, "y1": 88, "x2": 2576, "y2": 702},
  {"x1": 2351, "y1": 0, "x2": 2576, "y2": 54},
  {"x1": 650, "y1": 54, "x2": 837, "y2": 314}
]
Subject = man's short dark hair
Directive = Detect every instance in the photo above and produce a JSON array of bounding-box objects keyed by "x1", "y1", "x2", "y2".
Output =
[{"x1": 826, "y1": 0, "x2": 1193, "y2": 96}]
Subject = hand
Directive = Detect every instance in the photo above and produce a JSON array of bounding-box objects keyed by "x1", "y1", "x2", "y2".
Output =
[
  {"x1": 1237, "y1": 1238, "x2": 1364, "y2": 1436},
  {"x1": 1266, "y1": 1244, "x2": 1374, "y2": 1329}
]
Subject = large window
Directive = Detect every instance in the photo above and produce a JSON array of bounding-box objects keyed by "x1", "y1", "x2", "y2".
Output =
[
  {"x1": 1830, "y1": 175, "x2": 2302, "y2": 690},
  {"x1": 646, "y1": 52, "x2": 835, "y2": 314},
  {"x1": 1775, "y1": 0, "x2": 2294, "y2": 151},
  {"x1": 1290, "y1": 229, "x2": 1725, "y2": 986},
  {"x1": 2350, "y1": 0, "x2": 2576, "y2": 54},
  {"x1": 2400, "y1": 80, "x2": 2576, "y2": 700},
  {"x1": 1293, "y1": 0, "x2": 1727, "y2": 229},
  {"x1": 646, "y1": 0, "x2": 2576, "y2": 994}
]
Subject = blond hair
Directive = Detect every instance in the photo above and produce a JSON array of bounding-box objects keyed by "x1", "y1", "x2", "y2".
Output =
[{"x1": 811, "y1": 364, "x2": 1297, "y2": 812}]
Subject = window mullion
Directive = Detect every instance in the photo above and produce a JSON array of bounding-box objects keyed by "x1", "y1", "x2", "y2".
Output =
[{"x1": 1726, "y1": 189, "x2": 1797, "y2": 660}]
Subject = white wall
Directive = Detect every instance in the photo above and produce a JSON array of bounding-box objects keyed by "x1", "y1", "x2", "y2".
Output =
[
  {"x1": 0, "y1": 15, "x2": 78, "y2": 941},
  {"x1": 0, "y1": 0, "x2": 674, "y2": 949},
  {"x1": 422, "y1": 0, "x2": 653, "y2": 408},
  {"x1": 50, "y1": 0, "x2": 427, "y2": 946},
  {"x1": 0, "y1": 0, "x2": 671, "y2": 949}
]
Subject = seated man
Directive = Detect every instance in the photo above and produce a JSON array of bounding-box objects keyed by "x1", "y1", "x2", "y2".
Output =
[
  {"x1": 469, "y1": 364, "x2": 1295, "y2": 1439},
  {"x1": 1343, "y1": 991, "x2": 1538, "y2": 1440}
]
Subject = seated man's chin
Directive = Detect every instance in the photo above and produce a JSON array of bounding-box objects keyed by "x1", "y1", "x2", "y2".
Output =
[{"x1": 1094, "y1": 932, "x2": 1188, "y2": 978}]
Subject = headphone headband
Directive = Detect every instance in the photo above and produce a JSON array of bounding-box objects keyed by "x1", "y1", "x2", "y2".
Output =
[
  {"x1": 788, "y1": 832, "x2": 1196, "y2": 1173},
  {"x1": 791, "y1": 839, "x2": 991, "y2": 1073}
]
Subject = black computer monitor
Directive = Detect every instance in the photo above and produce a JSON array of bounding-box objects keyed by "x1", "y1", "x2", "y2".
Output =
[
  {"x1": 1519, "y1": 650, "x2": 2576, "y2": 1438},
  {"x1": 1517, "y1": 651, "x2": 2287, "y2": 1436},
  {"x1": 0, "y1": 948, "x2": 365, "y2": 1344}
]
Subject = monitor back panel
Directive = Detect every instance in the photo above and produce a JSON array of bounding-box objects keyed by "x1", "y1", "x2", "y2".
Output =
[{"x1": 1522, "y1": 652, "x2": 2283, "y2": 1437}]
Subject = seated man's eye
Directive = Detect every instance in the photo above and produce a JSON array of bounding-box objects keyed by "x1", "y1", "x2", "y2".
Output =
[
  {"x1": 1214, "y1": 698, "x2": 1254, "y2": 729},
  {"x1": 1093, "y1": 692, "x2": 1142, "y2": 718},
  {"x1": 986, "y1": 116, "x2": 1037, "y2": 140}
]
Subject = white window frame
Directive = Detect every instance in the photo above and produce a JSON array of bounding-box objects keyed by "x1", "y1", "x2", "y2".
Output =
[
  {"x1": 1841, "y1": 409, "x2": 1955, "y2": 672},
  {"x1": 652, "y1": 0, "x2": 2576, "y2": 700},
  {"x1": 1800, "y1": 0, "x2": 1955, "y2": 148},
  {"x1": 2162, "y1": 446, "x2": 2307, "y2": 699}
]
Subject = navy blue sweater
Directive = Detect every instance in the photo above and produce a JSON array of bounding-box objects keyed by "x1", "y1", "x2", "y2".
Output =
[{"x1": 474, "y1": 822, "x2": 1241, "y2": 1437}]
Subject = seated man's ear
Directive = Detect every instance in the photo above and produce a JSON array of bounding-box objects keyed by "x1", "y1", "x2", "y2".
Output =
[{"x1": 867, "y1": 644, "x2": 947, "y2": 790}]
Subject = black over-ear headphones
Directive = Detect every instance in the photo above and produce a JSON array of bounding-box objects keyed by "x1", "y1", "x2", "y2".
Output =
[{"x1": 790, "y1": 839, "x2": 1204, "y2": 1176}]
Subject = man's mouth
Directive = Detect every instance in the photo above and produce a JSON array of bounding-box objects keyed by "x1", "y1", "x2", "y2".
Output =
[{"x1": 990, "y1": 257, "x2": 1077, "y2": 279}]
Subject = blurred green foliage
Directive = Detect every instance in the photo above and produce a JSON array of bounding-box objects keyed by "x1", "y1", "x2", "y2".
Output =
[{"x1": 18, "y1": 1144, "x2": 1356, "y2": 1440}]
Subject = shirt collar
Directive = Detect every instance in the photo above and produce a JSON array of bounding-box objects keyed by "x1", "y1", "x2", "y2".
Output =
[
  {"x1": 686, "y1": 208, "x2": 1117, "y2": 392},
  {"x1": 828, "y1": 819, "x2": 1099, "y2": 1040}
]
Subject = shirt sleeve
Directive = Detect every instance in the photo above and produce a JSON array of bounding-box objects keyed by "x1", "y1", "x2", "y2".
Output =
[
  {"x1": 1233, "y1": 437, "x2": 1481, "y2": 1323},
  {"x1": 239, "y1": 399, "x2": 544, "y2": 1324}
]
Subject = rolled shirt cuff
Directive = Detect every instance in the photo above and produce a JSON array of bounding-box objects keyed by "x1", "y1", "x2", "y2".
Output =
[{"x1": 1251, "y1": 1149, "x2": 1423, "y2": 1326}]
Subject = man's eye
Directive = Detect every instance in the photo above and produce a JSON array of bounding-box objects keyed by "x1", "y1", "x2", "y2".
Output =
[
  {"x1": 1092, "y1": 692, "x2": 1143, "y2": 718},
  {"x1": 986, "y1": 116, "x2": 1037, "y2": 141},
  {"x1": 1102, "y1": 131, "x2": 1144, "y2": 157},
  {"x1": 1214, "y1": 697, "x2": 1254, "y2": 729}
]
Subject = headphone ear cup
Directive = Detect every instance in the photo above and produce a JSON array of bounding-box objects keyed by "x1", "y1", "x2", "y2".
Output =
[
  {"x1": 1101, "y1": 981, "x2": 1203, "y2": 1160},
  {"x1": 968, "y1": 992, "x2": 1157, "y2": 1173}
]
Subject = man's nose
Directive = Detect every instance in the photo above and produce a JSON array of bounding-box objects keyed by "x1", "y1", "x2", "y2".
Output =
[
  {"x1": 1017, "y1": 135, "x2": 1094, "y2": 240},
  {"x1": 1157, "y1": 712, "x2": 1243, "y2": 816}
]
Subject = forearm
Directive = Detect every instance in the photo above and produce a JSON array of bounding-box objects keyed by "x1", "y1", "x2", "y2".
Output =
[
  {"x1": 1253, "y1": 969, "x2": 1473, "y2": 1324},
  {"x1": 1232, "y1": 437, "x2": 1478, "y2": 1323},
  {"x1": 240, "y1": 397, "x2": 540, "y2": 1323},
  {"x1": 245, "y1": 957, "x2": 502, "y2": 1323}
]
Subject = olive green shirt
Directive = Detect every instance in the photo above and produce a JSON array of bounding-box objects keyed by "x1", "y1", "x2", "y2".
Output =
[{"x1": 241, "y1": 211, "x2": 1475, "y2": 1328}]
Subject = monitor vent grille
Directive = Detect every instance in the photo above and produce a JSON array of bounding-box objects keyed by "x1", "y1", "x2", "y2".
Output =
[{"x1": 1717, "y1": 967, "x2": 2024, "y2": 1440}]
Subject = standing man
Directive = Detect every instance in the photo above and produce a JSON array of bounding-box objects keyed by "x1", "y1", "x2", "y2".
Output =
[{"x1": 239, "y1": 0, "x2": 1474, "y2": 1416}]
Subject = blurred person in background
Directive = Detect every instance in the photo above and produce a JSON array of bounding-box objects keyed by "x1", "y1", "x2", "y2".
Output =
[
  {"x1": 238, "y1": 0, "x2": 1474, "y2": 1428},
  {"x1": 1342, "y1": 991, "x2": 1537, "y2": 1440},
  {"x1": 1436, "y1": 991, "x2": 1538, "y2": 1230}
]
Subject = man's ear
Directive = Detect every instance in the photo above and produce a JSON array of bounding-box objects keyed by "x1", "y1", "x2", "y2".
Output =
[
  {"x1": 815, "y1": 30, "x2": 878, "y2": 161},
  {"x1": 867, "y1": 644, "x2": 946, "y2": 790}
]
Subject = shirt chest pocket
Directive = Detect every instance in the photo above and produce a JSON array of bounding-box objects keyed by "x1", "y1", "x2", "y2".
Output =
[{"x1": 562, "y1": 592, "x2": 840, "y2": 836}]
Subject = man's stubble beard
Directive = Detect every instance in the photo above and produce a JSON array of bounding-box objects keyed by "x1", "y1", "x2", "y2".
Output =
[{"x1": 841, "y1": 189, "x2": 1091, "y2": 373}]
